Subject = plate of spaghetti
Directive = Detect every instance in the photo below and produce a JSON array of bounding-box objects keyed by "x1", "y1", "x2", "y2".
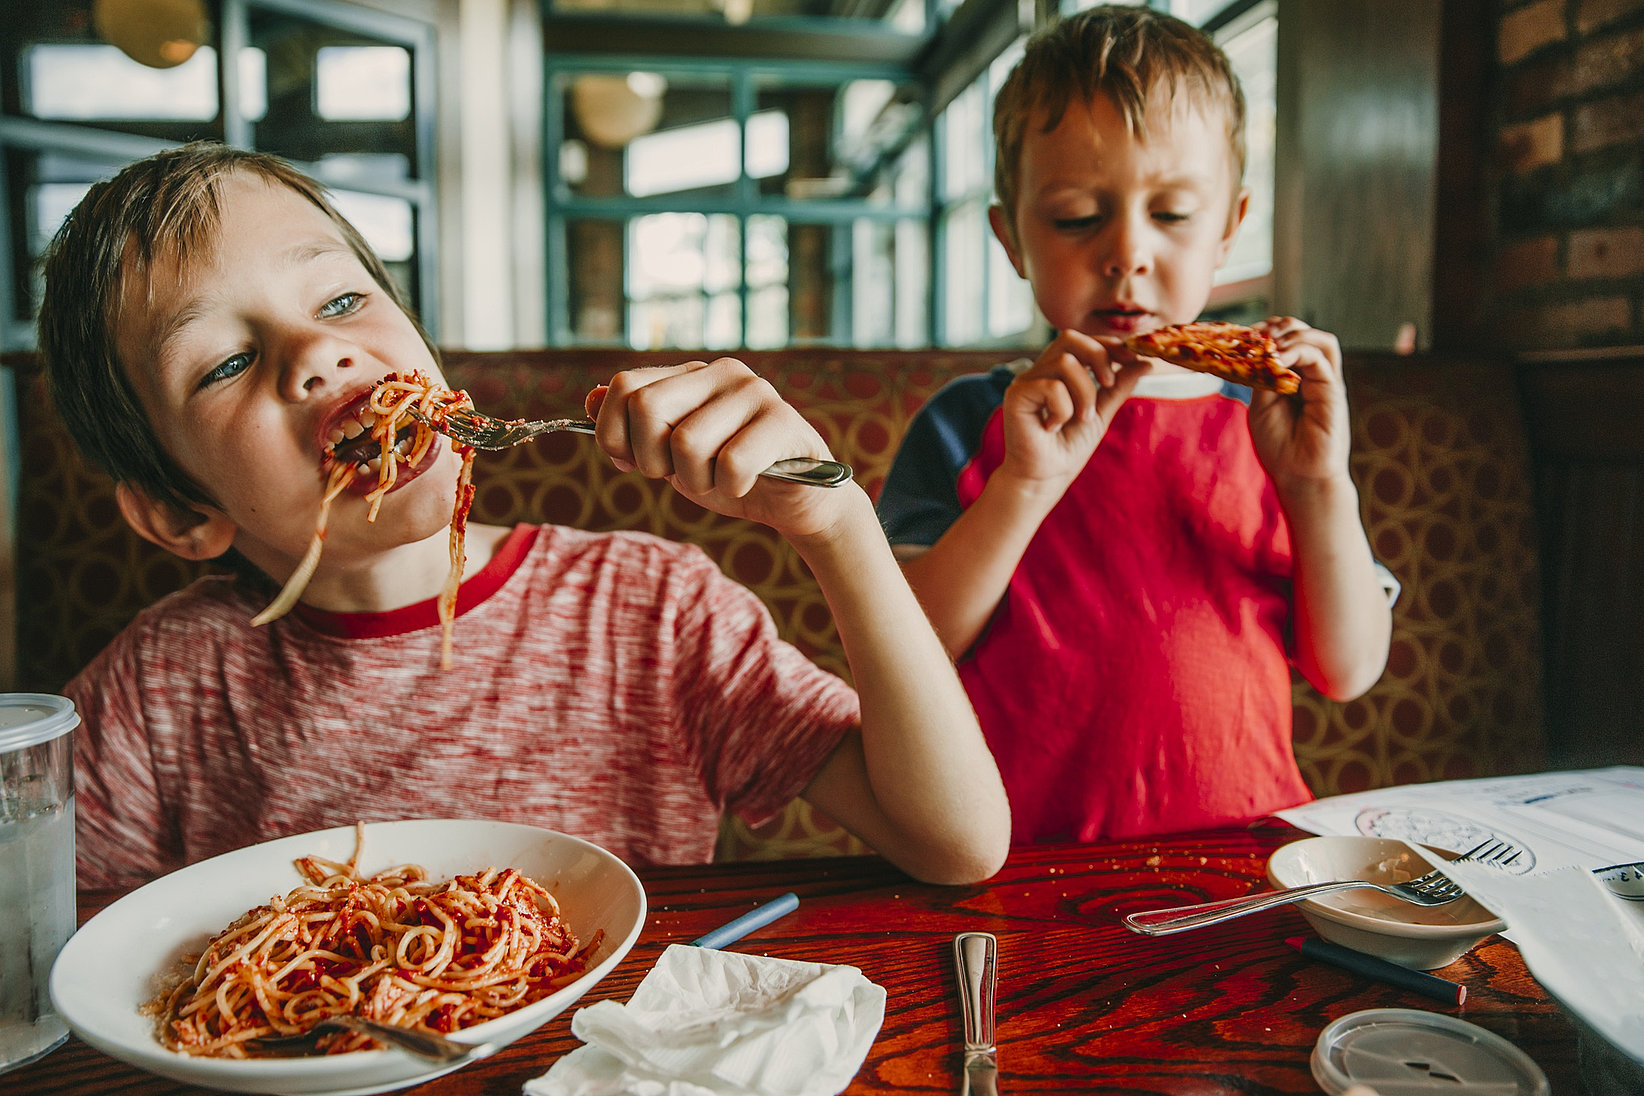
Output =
[{"x1": 50, "y1": 820, "x2": 646, "y2": 1095}]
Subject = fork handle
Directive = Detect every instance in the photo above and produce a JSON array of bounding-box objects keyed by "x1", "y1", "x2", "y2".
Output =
[
  {"x1": 529, "y1": 420, "x2": 852, "y2": 486},
  {"x1": 1122, "y1": 880, "x2": 1378, "y2": 936},
  {"x1": 761, "y1": 457, "x2": 854, "y2": 487}
]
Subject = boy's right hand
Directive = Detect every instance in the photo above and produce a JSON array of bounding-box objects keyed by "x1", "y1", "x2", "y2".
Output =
[
  {"x1": 997, "y1": 330, "x2": 1151, "y2": 491},
  {"x1": 583, "y1": 357, "x2": 854, "y2": 541}
]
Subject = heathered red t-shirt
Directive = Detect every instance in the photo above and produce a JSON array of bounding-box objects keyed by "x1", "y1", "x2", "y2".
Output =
[{"x1": 69, "y1": 523, "x2": 859, "y2": 890}]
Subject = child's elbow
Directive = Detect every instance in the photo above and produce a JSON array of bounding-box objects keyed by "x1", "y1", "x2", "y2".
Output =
[
  {"x1": 902, "y1": 822, "x2": 1010, "y2": 886},
  {"x1": 928, "y1": 844, "x2": 1010, "y2": 886},
  {"x1": 1316, "y1": 663, "x2": 1384, "y2": 703}
]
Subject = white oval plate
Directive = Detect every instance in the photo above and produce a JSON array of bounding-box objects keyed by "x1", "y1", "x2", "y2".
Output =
[{"x1": 51, "y1": 819, "x2": 646, "y2": 1095}]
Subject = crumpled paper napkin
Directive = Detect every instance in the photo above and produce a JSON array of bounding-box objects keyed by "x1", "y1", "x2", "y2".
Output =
[
  {"x1": 1441, "y1": 857, "x2": 1644, "y2": 1064},
  {"x1": 523, "y1": 943, "x2": 887, "y2": 1096}
]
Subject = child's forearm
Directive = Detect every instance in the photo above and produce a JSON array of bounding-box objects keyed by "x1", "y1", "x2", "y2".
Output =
[
  {"x1": 1281, "y1": 475, "x2": 1393, "y2": 700},
  {"x1": 897, "y1": 471, "x2": 1064, "y2": 657},
  {"x1": 790, "y1": 491, "x2": 1010, "y2": 884}
]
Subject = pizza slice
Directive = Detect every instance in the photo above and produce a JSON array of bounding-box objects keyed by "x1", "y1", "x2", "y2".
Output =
[{"x1": 1124, "y1": 321, "x2": 1300, "y2": 394}]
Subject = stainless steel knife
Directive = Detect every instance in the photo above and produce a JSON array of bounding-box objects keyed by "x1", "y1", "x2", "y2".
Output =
[{"x1": 953, "y1": 931, "x2": 999, "y2": 1096}]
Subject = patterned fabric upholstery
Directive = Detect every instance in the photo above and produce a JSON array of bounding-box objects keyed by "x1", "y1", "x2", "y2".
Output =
[
  {"x1": 1291, "y1": 353, "x2": 1546, "y2": 791},
  {"x1": 7, "y1": 348, "x2": 1545, "y2": 861}
]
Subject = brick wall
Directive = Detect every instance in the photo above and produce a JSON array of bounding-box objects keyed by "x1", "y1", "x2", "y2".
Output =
[{"x1": 1490, "y1": 0, "x2": 1644, "y2": 349}]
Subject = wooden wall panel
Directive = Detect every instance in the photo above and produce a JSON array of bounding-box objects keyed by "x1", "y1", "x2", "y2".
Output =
[
  {"x1": 1518, "y1": 348, "x2": 1644, "y2": 767},
  {"x1": 1273, "y1": 0, "x2": 1441, "y2": 351}
]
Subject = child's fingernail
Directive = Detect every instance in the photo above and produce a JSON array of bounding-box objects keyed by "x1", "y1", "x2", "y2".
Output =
[
  {"x1": 585, "y1": 384, "x2": 609, "y2": 419},
  {"x1": 613, "y1": 458, "x2": 635, "y2": 473}
]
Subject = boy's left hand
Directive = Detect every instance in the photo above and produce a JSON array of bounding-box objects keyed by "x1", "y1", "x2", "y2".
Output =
[
  {"x1": 586, "y1": 357, "x2": 853, "y2": 538},
  {"x1": 1246, "y1": 317, "x2": 1353, "y2": 490}
]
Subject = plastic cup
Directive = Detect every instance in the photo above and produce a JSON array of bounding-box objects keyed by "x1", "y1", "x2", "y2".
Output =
[{"x1": 0, "y1": 694, "x2": 79, "y2": 1073}]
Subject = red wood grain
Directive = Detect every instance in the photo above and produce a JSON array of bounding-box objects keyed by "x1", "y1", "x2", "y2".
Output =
[{"x1": 7, "y1": 826, "x2": 1597, "y2": 1096}]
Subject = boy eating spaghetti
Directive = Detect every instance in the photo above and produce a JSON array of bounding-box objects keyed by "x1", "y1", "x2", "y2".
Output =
[
  {"x1": 877, "y1": 7, "x2": 1395, "y2": 844},
  {"x1": 41, "y1": 142, "x2": 1008, "y2": 891}
]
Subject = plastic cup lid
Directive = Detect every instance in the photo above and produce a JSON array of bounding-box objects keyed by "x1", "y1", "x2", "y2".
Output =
[
  {"x1": 1312, "y1": 1008, "x2": 1551, "y2": 1095},
  {"x1": 0, "y1": 693, "x2": 80, "y2": 754}
]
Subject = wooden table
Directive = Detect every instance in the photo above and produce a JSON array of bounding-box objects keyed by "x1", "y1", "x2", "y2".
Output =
[{"x1": 5, "y1": 823, "x2": 1614, "y2": 1095}]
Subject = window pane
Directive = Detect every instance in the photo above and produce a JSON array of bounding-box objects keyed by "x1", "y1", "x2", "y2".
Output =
[
  {"x1": 627, "y1": 212, "x2": 742, "y2": 349},
  {"x1": 3, "y1": 149, "x2": 120, "y2": 326},
  {"x1": 753, "y1": 77, "x2": 923, "y2": 206},
  {"x1": 629, "y1": 118, "x2": 742, "y2": 198},
  {"x1": 328, "y1": 189, "x2": 418, "y2": 308},
  {"x1": 329, "y1": 190, "x2": 415, "y2": 262},
  {"x1": 316, "y1": 46, "x2": 411, "y2": 122},
  {"x1": 746, "y1": 285, "x2": 788, "y2": 349},
  {"x1": 747, "y1": 214, "x2": 789, "y2": 350},
  {"x1": 851, "y1": 217, "x2": 928, "y2": 348},
  {"x1": 247, "y1": 10, "x2": 420, "y2": 174},
  {"x1": 547, "y1": 0, "x2": 923, "y2": 30},
  {"x1": 1218, "y1": 7, "x2": 1276, "y2": 286},
  {"x1": 24, "y1": 44, "x2": 218, "y2": 122},
  {"x1": 988, "y1": 234, "x2": 1033, "y2": 339},
  {"x1": 942, "y1": 199, "x2": 985, "y2": 345},
  {"x1": 559, "y1": 73, "x2": 735, "y2": 201},
  {"x1": 746, "y1": 214, "x2": 789, "y2": 288},
  {"x1": 940, "y1": 79, "x2": 985, "y2": 202},
  {"x1": 562, "y1": 217, "x2": 628, "y2": 343}
]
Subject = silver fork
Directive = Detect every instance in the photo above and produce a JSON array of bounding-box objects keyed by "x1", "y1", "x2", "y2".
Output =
[
  {"x1": 245, "y1": 1013, "x2": 499, "y2": 1063},
  {"x1": 406, "y1": 406, "x2": 854, "y2": 488},
  {"x1": 1123, "y1": 839, "x2": 1518, "y2": 937}
]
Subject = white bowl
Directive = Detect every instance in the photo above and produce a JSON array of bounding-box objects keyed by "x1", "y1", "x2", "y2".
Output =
[
  {"x1": 1267, "y1": 835, "x2": 1506, "y2": 971},
  {"x1": 51, "y1": 819, "x2": 647, "y2": 1095}
]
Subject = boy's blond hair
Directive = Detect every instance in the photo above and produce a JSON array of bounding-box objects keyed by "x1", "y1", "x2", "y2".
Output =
[
  {"x1": 38, "y1": 141, "x2": 434, "y2": 516},
  {"x1": 992, "y1": 5, "x2": 1247, "y2": 236}
]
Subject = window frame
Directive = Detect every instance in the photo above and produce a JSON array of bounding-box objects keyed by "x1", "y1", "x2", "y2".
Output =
[
  {"x1": 0, "y1": 0, "x2": 440, "y2": 351},
  {"x1": 542, "y1": 43, "x2": 934, "y2": 348}
]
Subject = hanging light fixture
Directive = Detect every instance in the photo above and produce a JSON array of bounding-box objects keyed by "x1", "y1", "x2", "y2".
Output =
[
  {"x1": 92, "y1": 0, "x2": 210, "y2": 69},
  {"x1": 570, "y1": 72, "x2": 667, "y2": 150}
]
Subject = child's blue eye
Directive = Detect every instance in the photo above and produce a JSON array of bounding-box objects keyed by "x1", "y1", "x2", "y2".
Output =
[
  {"x1": 199, "y1": 352, "x2": 252, "y2": 388},
  {"x1": 318, "y1": 292, "x2": 364, "y2": 319}
]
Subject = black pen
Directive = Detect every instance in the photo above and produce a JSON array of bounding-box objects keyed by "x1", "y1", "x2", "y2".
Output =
[{"x1": 1286, "y1": 936, "x2": 1466, "y2": 1005}]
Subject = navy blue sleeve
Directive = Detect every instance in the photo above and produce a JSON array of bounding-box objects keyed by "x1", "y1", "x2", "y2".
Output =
[{"x1": 877, "y1": 366, "x2": 1015, "y2": 548}]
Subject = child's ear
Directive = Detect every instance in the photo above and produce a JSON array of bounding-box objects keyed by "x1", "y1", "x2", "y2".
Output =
[
  {"x1": 988, "y1": 204, "x2": 1027, "y2": 278},
  {"x1": 115, "y1": 481, "x2": 236, "y2": 561},
  {"x1": 1215, "y1": 188, "x2": 1251, "y2": 266}
]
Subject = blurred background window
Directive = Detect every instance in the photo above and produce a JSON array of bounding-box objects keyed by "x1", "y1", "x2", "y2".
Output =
[
  {"x1": 547, "y1": 59, "x2": 930, "y2": 348},
  {"x1": 1, "y1": 0, "x2": 1274, "y2": 352},
  {"x1": 0, "y1": 0, "x2": 437, "y2": 350}
]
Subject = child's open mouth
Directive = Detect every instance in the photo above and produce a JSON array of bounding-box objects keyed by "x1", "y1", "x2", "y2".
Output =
[
  {"x1": 323, "y1": 402, "x2": 439, "y2": 490},
  {"x1": 327, "y1": 409, "x2": 413, "y2": 473}
]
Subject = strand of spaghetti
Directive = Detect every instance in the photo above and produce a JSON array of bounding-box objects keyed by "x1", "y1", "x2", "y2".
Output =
[
  {"x1": 250, "y1": 461, "x2": 359, "y2": 626},
  {"x1": 439, "y1": 446, "x2": 476, "y2": 669}
]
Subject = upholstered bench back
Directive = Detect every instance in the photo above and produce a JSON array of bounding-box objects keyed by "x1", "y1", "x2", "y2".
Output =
[{"x1": 7, "y1": 348, "x2": 1545, "y2": 859}]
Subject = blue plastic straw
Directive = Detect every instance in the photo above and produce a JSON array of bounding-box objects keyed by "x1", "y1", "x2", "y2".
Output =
[{"x1": 691, "y1": 892, "x2": 801, "y2": 949}]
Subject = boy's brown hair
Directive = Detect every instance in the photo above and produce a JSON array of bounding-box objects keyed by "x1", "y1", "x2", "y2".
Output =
[
  {"x1": 38, "y1": 141, "x2": 433, "y2": 516},
  {"x1": 991, "y1": 5, "x2": 1247, "y2": 236}
]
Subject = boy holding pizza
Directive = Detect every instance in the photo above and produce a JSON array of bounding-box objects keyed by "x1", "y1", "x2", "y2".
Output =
[
  {"x1": 877, "y1": 6, "x2": 1394, "y2": 843},
  {"x1": 40, "y1": 142, "x2": 1008, "y2": 891}
]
